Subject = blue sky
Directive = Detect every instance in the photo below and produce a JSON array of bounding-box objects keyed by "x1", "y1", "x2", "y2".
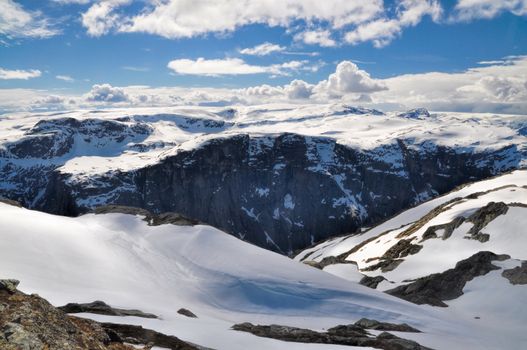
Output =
[{"x1": 0, "y1": 0, "x2": 526, "y2": 113}]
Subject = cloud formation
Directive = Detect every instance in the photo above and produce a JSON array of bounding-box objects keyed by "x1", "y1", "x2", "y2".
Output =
[
  {"x1": 0, "y1": 0, "x2": 59, "y2": 40},
  {"x1": 239, "y1": 42, "x2": 285, "y2": 56},
  {"x1": 2, "y1": 56, "x2": 527, "y2": 115},
  {"x1": 452, "y1": 0, "x2": 527, "y2": 21},
  {"x1": 85, "y1": 83, "x2": 129, "y2": 102},
  {"x1": 294, "y1": 30, "x2": 337, "y2": 47},
  {"x1": 0, "y1": 68, "x2": 42, "y2": 80},
  {"x1": 115, "y1": 0, "x2": 382, "y2": 39},
  {"x1": 167, "y1": 57, "x2": 311, "y2": 76},
  {"x1": 345, "y1": 0, "x2": 443, "y2": 48}
]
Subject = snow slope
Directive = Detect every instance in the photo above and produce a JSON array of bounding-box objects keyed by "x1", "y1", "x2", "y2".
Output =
[
  {"x1": 0, "y1": 201, "x2": 520, "y2": 349},
  {"x1": 297, "y1": 170, "x2": 527, "y2": 348}
]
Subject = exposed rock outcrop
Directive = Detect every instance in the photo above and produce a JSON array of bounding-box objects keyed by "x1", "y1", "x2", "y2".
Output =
[
  {"x1": 465, "y1": 202, "x2": 509, "y2": 242},
  {"x1": 0, "y1": 280, "x2": 133, "y2": 350},
  {"x1": 0, "y1": 279, "x2": 199, "y2": 350},
  {"x1": 177, "y1": 308, "x2": 198, "y2": 318},
  {"x1": 101, "y1": 323, "x2": 198, "y2": 350},
  {"x1": 359, "y1": 275, "x2": 387, "y2": 289},
  {"x1": 93, "y1": 205, "x2": 199, "y2": 226},
  {"x1": 502, "y1": 261, "x2": 527, "y2": 285},
  {"x1": 232, "y1": 322, "x2": 430, "y2": 349},
  {"x1": 59, "y1": 300, "x2": 158, "y2": 319},
  {"x1": 354, "y1": 318, "x2": 421, "y2": 332},
  {"x1": 386, "y1": 251, "x2": 510, "y2": 306}
]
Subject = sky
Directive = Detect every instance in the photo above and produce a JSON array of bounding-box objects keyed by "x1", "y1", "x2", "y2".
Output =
[{"x1": 0, "y1": 0, "x2": 526, "y2": 114}]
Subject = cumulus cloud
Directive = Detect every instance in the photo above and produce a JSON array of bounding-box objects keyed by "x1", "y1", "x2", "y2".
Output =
[
  {"x1": 239, "y1": 42, "x2": 285, "y2": 56},
  {"x1": 0, "y1": 68, "x2": 41, "y2": 80},
  {"x1": 82, "y1": 0, "x2": 130, "y2": 37},
  {"x1": 316, "y1": 61, "x2": 387, "y2": 97},
  {"x1": 452, "y1": 0, "x2": 527, "y2": 21},
  {"x1": 167, "y1": 57, "x2": 310, "y2": 76},
  {"x1": 284, "y1": 80, "x2": 315, "y2": 99},
  {"x1": 115, "y1": 0, "x2": 382, "y2": 39},
  {"x1": 85, "y1": 84, "x2": 129, "y2": 102},
  {"x1": 0, "y1": 0, "x2": 59, "y2": 40},
  {"x1": 294, "y1": 30, "x2": 336, "y2": 47},
  {"x1": 3, "y1": 56, "x2": 527, "y2": 115},
  {"x1": 345, "y1": 0, "x2": 442, "y2": 47}
]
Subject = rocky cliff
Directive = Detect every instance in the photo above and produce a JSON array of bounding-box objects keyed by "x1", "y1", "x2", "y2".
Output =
[{"x1": 1, "y1": 105, "x2": 525, "y2": 253}]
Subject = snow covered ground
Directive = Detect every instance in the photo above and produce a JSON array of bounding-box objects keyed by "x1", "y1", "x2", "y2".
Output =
[
  {"x1": 0, "y1": 200, "x2": 523, "y2": 349},
  {"x1": 297, "y1": 170, "x2": 527, "y2": 349},
  {"x1": 0, "y1": 104, "x2": 525, "y2": 181}
]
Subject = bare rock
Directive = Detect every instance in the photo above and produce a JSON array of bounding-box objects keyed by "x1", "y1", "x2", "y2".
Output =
[
  {"x1": 354, "y1": 318, "x2": 421, "y2": 332},
  {"x1": 0, "y1": 280, "x2": 20, "y2": 294},
  {"x1": 59, "y1": 300, "x2": 158, "y2": 319},
  {"x1": 502, "y1": 261, "x2": 527, "y2": 285},
  {"x1": 359, "y1": 276, "x2": 387, "y2": 289},
  {"x1": 232, "y1": 322, "x2": 431, "y2": 349},
  {"x1": 386, "y1": 251, "x2": 510, "y2": 306},
  {"x1": 177, "y1": 308, "x2": 197, "y2": 318}
]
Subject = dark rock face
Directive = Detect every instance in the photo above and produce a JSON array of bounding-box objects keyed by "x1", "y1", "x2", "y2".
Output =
[
  {"x1": 177, "y1": 308, "x2": 198, "y2": 318},
  {"x1": 232, "y1": 322, "x2": 430, "y2": 349},
  {"x1": 101, "y1": 323, "x2": 198, "y2": 350},
  {"x1": 59, "y1": 300, "x2": 158, "y2": 319},
  {"x1": 466, "y1": 202, "x2": 509, "y2": 242},
  {"x1": 421, "y1": 216, "x2": 465, "y2": 241},
  {"x1": 386, "y1": 251, "x2": 510, "y2": 307},
  {"x1": 354, "y1": 318, "x2": 421, "y2": 333},
  {"x1": 93, "y1": 205, "x2": 199, "y2": 226},
  {"x1": 397, "y1": 108, "x2": 431, "y2": 119},
  {"x1": 359, "y1": 276, "x2": 387, "y2": 289},
  {"x1": 502, "y1": 261, "x2": 527, "y2": 285},
  {"x1": 1, "y1": 116, "x2": 523, "y2": 253}
]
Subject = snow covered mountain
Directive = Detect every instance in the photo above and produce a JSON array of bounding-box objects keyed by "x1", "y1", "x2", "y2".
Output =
[
  {"x1": 296, "y1": 170, "x2": 527, "y2": 347},
  {"x1": 0, "y1": 199, "x2": 524, "y2": 350},
  {"x1": 0, "y1": 104, "x2": 526, "y2": 253}
]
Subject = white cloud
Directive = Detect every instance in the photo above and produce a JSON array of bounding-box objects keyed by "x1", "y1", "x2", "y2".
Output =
[
  {"x1": 345, "y1": 0, "x2": 442, "y2": 48},
  {"x1": 0, "y1": 0, "x2": 59, "y2": 40},
  {"x1": 82, "y1": 0, "x2": 382, "y2": 39},
  {"x1": 284, "y1": 79, "x2": 315, "y2": 99},
  {"x1": 375, "y1": 55, "x2": 527, "y2": 113},
  {"x1": 0, "y1": 68, "x2": 41, "y2": 80},
  {"x1": 82, "y1": 0, "x2": 130, "y2": 37},
  {"x1": 85, "y1": 84, "x2": 129, "y2": 102},
  {"x1": 239, "y1": 42, "x2": 285, "y2": 56},
  {"x1": 2, "y1": 57, "x2": 527, "y2": 115},
  {"x1": 452, "y1": 0, "x2": 527, "y2": 21},
  {"x1": 294, "y1": 30, "x2": 336, "y2": 47},
  {"x1": 167, "y1": 57, "x2": 309, "y2": 76},
  {"x1": 56, "y1": 75, "x2": 74, "y2": 82},
  {"x1": 316, "y1": 61, "x2": 387, "y2": 97}
]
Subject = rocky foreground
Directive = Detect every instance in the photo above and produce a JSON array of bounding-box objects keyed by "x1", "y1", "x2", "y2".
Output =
[{"x1": 0, "y1": 279, "x2": 199, "y2": 350}]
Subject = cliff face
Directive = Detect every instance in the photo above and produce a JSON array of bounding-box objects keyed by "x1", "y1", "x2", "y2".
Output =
[
  {"x1": 0, "y1": 106, "x2": 525, "y2": 254},
  {"x1": 38, "y1": 133, "x2": 520, "y2": 254}
]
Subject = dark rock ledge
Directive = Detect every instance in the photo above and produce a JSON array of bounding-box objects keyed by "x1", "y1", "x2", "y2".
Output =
[
  {"x1": 502, "y1": 261, "x2": 527, "y2": 285},
  {"x1": 59, "y1": 300, "x2": 158, "y2": 319},
  {"x1": 386, "y1": 251, "x2": 510, "y2": 307},
  {"x1": 232, "y1": 319, "x2": 430, "y2": 350}
]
